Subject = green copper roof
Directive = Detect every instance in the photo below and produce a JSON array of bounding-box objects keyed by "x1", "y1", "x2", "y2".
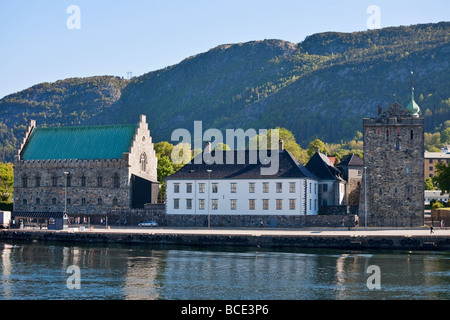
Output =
[
  {"x1": 406, "y1": 88, "x2": 420, "y2": 117},
  {"x1": 20, "y1": 124, "x2": 137, "y2": 160}
]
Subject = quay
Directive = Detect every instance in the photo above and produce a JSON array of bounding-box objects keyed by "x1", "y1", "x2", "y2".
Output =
[{"x1": 1, "y1": 227, "x2": 450, "y2": 251}]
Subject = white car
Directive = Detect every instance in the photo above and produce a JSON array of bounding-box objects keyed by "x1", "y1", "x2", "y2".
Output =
[{"x1": 138, "y1": 221, "x2": 158, "y2": 227}]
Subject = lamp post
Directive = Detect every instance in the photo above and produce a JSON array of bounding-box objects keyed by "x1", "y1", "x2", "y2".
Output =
[
  {"x1": 364, "y1": 166, "x2": 367, "y2": 229},
  {"x1": 207, "y1": 169, "x2": 212, "y2": 229},
  {"x1": 64, "y1": 172, "x2": 69, "y2": 215}
]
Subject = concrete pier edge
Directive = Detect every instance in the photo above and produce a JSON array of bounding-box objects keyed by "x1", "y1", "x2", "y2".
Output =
[{"x1": 1, "y1": 228, "x2": 450, "y2": 251}]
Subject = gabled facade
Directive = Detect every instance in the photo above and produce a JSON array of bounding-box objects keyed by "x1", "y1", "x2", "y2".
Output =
[
  {"x1": 13, "y1": 115, "x2": 159, "y2": 215},
  {"x1": 165, "y1": 144, "x2": 319, "y2": 217},
  {"x1": 305, "y1": 150, "x2": 346, "y2": 206},
  {"x1": 336, "y1": 154, "x2": 364, "y2": 206}
]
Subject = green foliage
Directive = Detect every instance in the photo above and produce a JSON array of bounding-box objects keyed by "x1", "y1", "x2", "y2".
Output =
[
  {"x1": 0, "y1": 162, "x2": 13, "y2": 202},
  {"x1": 307, "y1": 139, "x2": 330, "y2": 159},
  {"x1": 433, "y1": 162, "x2": 450, "y2": 194},
  {"x1": 425, "y1": 177, "x2": 437, "y2": 191}
]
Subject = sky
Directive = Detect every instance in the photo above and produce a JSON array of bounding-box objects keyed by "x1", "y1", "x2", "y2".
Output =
[{"x1": 0, "y1": 0, "x2": 449, "y2": 99}]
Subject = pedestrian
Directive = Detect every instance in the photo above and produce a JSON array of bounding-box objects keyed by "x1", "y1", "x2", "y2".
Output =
[
  {"x1": 430, "y1": 225, "x2": 434, "y2": 234},
  {"x1": 441, "y1": 220, "x2": 445, "y2": 230}
]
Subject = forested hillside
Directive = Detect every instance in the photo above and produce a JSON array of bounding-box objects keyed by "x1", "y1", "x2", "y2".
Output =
[{"x1": 0, "y1": 22, "x2": 449, "y2": 162}]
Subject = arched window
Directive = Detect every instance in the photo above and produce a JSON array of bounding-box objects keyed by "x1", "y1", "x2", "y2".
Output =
[
  {"x1": 81, "y1": 175, "x2": 86, "y2": 187},
  {"x1": 113, "y1": 174, "x2": 120, "y2": 188},
  {"x1": 113, "y1": 197, "x2": 118, "y2": 206},
  {"x1": 410, "y1": 130, "x2": 414, "y2": 141},
  {"x1": 386, "y1": 130, "x2": 389, "y2": 143},
  {"x1": 97, "y1": 175, "x2": 103, "y2": 187},
  {"x1": 140, "y1": 152, "x2": 147, "y2": 172},
  {"x1": 22, "y1": 175, "x2": 28, "y2": 188}
]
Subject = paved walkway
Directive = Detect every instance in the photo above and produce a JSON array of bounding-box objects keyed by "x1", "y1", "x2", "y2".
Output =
[{"x1": 77, "y1": 226, "x2": 450, "y2": 237}]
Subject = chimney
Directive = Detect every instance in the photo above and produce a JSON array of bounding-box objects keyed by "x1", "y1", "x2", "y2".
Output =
[
  {"x1": 378, "y1": 105, "x2": 382, "y2": 116},
  {"x1": 205, "y1": 141, "x2": 211, "y2": 153},
  {"x1": 279, "y1": 139, "x2": 284, "y2": 151}
]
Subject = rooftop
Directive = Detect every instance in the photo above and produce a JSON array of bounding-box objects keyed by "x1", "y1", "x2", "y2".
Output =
[{"x1": 20, "y1": 124, "x2": 138, "y2": 161}]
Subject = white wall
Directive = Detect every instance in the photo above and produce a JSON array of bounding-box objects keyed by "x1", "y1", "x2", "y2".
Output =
[{"x1": 166, "y1": 178, "x2": 318, "y2": 216}]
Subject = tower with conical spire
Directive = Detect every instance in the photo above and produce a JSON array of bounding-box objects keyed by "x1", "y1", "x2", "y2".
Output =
[
  {"x1": 406, "y1": 71, "x2": 420, "y2": 117},
  {"x1": 359, "y1": 74, "x2": 425, "y2": 227}
]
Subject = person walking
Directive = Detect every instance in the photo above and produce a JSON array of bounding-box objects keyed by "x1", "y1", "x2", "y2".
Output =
[{"x1": 430, "y1": 224, "x2": 434, "y2": 234}]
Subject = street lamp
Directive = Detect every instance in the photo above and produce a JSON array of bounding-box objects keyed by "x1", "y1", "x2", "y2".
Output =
[
  {"x1": 64, "y1": 172, "x2": 69, "y2": 215},
  {"x1": 207, "y1": 169, "x2": 212, "y2": 228},
  {"x1": 364, "y1": 166, "x2": 367, "y2": 229}
]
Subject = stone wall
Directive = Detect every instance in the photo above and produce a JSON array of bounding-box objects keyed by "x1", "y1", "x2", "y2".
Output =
[
  {"x1": 431, "y1": 208, "x2": 450, "y2": 228},
  {"x1": 360, "y1": 109, "x2": 424, "y2": 227},
  {"x1": 14, "y1": 158, "x2": 130, "y2": 215},
  {"x1": 108, "y1": 206, "x2": 358, "y2": 228}
]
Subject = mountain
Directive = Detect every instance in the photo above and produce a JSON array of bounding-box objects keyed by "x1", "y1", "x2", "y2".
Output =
[{"x1": 1, "y1": 22, "x2": 449, "y2": 162}]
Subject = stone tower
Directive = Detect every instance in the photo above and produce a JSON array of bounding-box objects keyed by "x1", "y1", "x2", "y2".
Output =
[{"x1": 360, "y1": 90, "x2": 424, "y2": 227}]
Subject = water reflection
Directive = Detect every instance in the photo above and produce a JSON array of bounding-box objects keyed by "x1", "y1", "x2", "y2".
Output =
[{"x1": 0, "y1": 242, "x2": 449, "y2": 300}]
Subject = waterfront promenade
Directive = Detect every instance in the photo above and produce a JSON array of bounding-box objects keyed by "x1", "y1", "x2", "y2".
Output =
[{"x1": 2, "y1": 226, "x2": 450, "y2": 250}]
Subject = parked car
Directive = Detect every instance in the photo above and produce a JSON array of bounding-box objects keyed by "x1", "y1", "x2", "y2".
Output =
[{"x1": 138, "y1": 221, "x2": 158, "y2": 227}]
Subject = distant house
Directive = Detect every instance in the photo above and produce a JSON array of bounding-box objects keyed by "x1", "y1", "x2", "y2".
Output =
[
  {"x1": 425, "y1": 151, "x2": 450, "y2": 178},
  {"x1": 305, "y1": 149, "x2": 346, "y2": 207},
  {"x1": 165, "y1": 142, "x2": 319, "y2": 224},
  {"x1": 13, "y1": 115, "x2": 159, "y2": 217},
  {"x1": 336, "y1": 154, "x2": 364, "y2": 206}
]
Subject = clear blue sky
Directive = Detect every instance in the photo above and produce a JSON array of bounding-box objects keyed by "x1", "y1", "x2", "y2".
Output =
[{"x1": 0, "y1": 0, "x2": 448, "y2": 99}]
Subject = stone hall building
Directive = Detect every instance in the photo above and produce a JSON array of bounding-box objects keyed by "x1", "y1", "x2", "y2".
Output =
[
  {"x1": 13, "y1": 115, "x2": 159, "y2": 216},
  {"x1": 359, "y1": 89, "x2": 424, "y2": 227}
]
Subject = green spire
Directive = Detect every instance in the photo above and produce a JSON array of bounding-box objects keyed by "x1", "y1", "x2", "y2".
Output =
[
  {"x1": 406, "y1": 87, "x2": 420, "y2": 117},
  {"x1": 406, "y1": 71, "x2": 420, "y2": 117}
]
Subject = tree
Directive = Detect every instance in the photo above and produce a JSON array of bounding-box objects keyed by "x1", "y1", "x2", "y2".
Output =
[
  {"x1": 425, "y1": 177, "x2": 437, "y2": 190},
  {"x1": 441, "y1": 127, "x2": 450, "y2": 144},
  {"x1": 307, "y1": 139, "x2": 330, "y2": 159},
  {"x1": 433, "y1": 162, "x2": 450, "y2": 194},
  {"x1": 0, "y1": 162, "x2": 13, "y2": 202}
]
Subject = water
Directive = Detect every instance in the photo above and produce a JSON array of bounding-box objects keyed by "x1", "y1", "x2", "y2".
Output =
[{"x1": 0, "y1": 242, "x2": 449, "y2": 300}]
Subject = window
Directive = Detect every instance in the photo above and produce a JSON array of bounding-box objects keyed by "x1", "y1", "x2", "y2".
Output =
[
  {"x1": 66, "y1": 174, "x2": 72, "y2": 187},
  {"x1": 249, "y1": 199, "x2": 255, "y2": 210},
  {"x1": 186, "y1": 199, "x2": 192, "y2": 209},
  {"x1": 81, "y1": 175, "x2": 86, "y2": 187},
  {"x1": 174, "y1": 198, "x2": 179, "y2": 209},
  {"x1": 199, "y1": 199, "x2": 205, "y2": 210},
  {"x1": 309, "y1": 182, "x2": 312, "y2": 193},
  {"x1": 323, "y1": 199, "x2": 328, "y2": 206},
  {"x1": 113, "y1": 197, "x2": 118, "y2": 206},
  {"x1": 81, "y1": 198, "x2": 86, "y2": 205},
  {"x1": 289, "y1": 182, "x2": 295, "y2": 193},
  {"x1": 429, "y1": 166, "x2": 433, "y2": 171},
  {"x1": 212, "y1": 183, "x2": 218, "y2": 193},
  {"x1": 140, "y1": 152, "x2": 147, "y2": 172},
  {"x1": 199, "y1": 183, "x2": 205, "y2": 193},
  {"x1": 22, "y1": 176, "x2": 28, "y2": 188},
  {"x1": 97, "y1": 175, "x2": 103, "y2": 187},
  {"x1": 97, "y1": 198, "x2": 103, "y2": 205},
  {"x1": 429, "y1": 159, "x2": 433, "y2": 164},
  {"x1": 67, "y1": 198, "x2": 71, "y2": 205},
  {"x1": 174, "y1": 183, "x2": 180, "y2": 193},
  {"x1": 276, "y1": 183, "x2": 282, "y2": 193},
  {"x1": 309, "y1": 199, "x2": 312, "y2": 210},
  {"x1": 263, "y1": 182, "x2": 269, "y2": 193},
  {"x1": 230, "y1": 183, "x2": 237, "y2": 193},
  {"x1": 386, "y1": 130, "x2": 390, "y2": 143},
  {"x1": 22, "y1": 199, "x2": 27, "y2": 205},
  {"x1": 36, "y1": 198, "x2": 40, "y2": 205},
  {"x1": 322, "y1": 184, "x2": 328, "y2": 192},
  {"x1": 276, "y1": 199, "x2": 282, "y2": 210},
  {"x1": 410, "y1": 130, "x2": 414, "y2": 141},
  {"x1": 186, "y1": 183, "x2": 192, "y2": 193},
  {"x1": 114, "y1": 174, "x2": 120, "y2": 188},
  {"x1": 230, "y1": 199, "x2": 237, "y2": 210},
  {"x1": 52, "y1": 198, "x2": 57, "y2": 205},
  {"x1": 263, "y1": 199, "x2": 269, "y2": 210},
  {"x1": 249, "y1": 183, "x2": 255, "y2": 193},
  {"x1": 212, "y1": 199, "x2": 218, "y2": 210},
  {"x1": 35, "y1": 176, "x2": 41, "y2": 187},
  {"x1": 395, "y1": 141, "x2": 400, "y2": 151},
  {"x1": 315, "y1": 199, "x2": 317, "y2": 210},
  {"x1": 289, "y1": 199, "x2": 295, "y2": 210},
  {"x1": 52, "y1": 175, "x2": 58, "y2": 187}
]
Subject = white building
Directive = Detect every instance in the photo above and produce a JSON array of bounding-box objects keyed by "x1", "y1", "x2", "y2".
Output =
[{"x1": 165, "y1": 143, "x2": 319, "y2": 218}]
